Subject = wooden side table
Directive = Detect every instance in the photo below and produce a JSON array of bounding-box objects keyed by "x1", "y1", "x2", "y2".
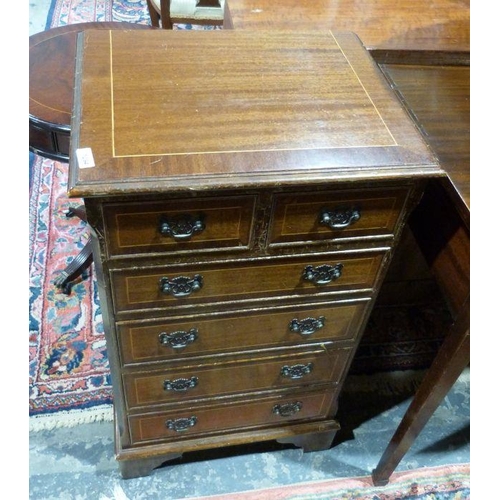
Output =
[
  {"x1": 371, "y1": 55, "x2": 470, "y2": 486},
  {"x1": 372, "y1": 181, "x2": 470, "y2": 486}
]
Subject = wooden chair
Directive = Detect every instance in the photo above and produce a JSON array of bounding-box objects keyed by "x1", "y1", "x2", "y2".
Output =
[{"x1": 146, "y1": 0, "x2": 225, "y2": 29}]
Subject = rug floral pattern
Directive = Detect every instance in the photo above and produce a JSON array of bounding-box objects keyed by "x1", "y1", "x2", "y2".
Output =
[{"x1": 29, "y1": 156, "x2": 112, "y2": 417}]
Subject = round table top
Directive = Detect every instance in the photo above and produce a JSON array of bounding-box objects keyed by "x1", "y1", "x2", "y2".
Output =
[{"x1": 29, "y1": 22, "x2": 155, "y2": 129}]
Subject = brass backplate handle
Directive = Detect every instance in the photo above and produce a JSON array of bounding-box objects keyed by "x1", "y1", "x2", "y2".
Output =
[
  {"x1": 159, "y1": 328, "x2": 199, "y2": 349},
  {"x1": 159, "y1": 213, "x2": 206, "y2": 241},
  {"x1": 163, "y1": 376, "x2": 199, "y2": 392},
  {"x1": 160, "y1": 274, "x2": 203, "y2": 298},
  {"x1": 302, "y1": 263, "x2": 343, "y2": 285},
  {"x1": 289, "y1": 316, "x2": 326, "y2": 336},
  {"x1": 280, "y1": 362, "x2": 313, "y2": 379},
  {"x1": 165, "y1": 416, "x2": 197, "y2": 432},
  {"x1": 273, "y1": 401, "x2": 303, "y2": 417},
  {"x1": 319, "y1": 207, "x2": 360, "y2": 229}
]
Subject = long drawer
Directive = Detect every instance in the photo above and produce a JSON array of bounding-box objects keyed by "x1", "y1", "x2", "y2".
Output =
[
  {"x1": 117, "y1": 299, "x2": 371, "y2": 365},
  {"x1": 269, "y1": 187, "x2": 410, "y2": 246},
  {"x1": 111, "y1": 251, "x2": 387, "y2": 313},
  {"x1": 128, "y1": 389, "x2": 338, "y2": 445},
  {"x1": 123, "y1": 347, "x2": 352, "y2": 409}
]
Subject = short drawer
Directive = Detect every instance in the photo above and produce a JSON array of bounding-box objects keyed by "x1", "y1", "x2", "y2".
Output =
[
  {"x1": 117, "y1": 299, "x2": 370, "y2": 365},
  {"x1": 269, "y1": 187, "x2": 409, "y2": 246},
  {"x1": 103, "y1": 195, "x2": 256, "y2": 257},
  {"x1": 128, "y1": 389, "x2": 337, "y2": 444},
  {"x1": 123, "y1": 347, "x2": 352, "y2": 409},
  {"x1": 111, "y1": 250, "x2": 387, "y2": 313}
]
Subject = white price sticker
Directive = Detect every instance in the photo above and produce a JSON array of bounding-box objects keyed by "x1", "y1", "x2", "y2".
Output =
[{"x1": 76, "y1": 148, "x2": 95, "y2": 169}]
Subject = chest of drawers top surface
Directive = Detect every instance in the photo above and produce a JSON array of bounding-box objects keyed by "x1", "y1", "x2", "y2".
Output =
[{"x1": 69, "y1": 30, "x2": 441, "y2": 198}]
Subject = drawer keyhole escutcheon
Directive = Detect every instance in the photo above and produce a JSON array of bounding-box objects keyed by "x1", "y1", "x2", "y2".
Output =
[
  {"x1": 165, "y1": 416, "x2": 197, "y2": 432},
  {"x1": 319, "y1": 207, "x2": 360, "y2": 229},
  {"x1": 273, "y1": 401, "x2": 303, "y2": 417},
  {"x1": 160, "y1": 275, "x2": 203, "y2": 298},
  {"x1": 159, "y1": 328, "x2": 199, "y2": 349},
  {"x1": 289, "y1": 316, "x2": 326, "y2": 336},
  {"x1": 280, "y1": 363, "x2": 313, "y2": 379},
  {"x1": 159, "y1": 213, "x2": 206, "y2": 241},
  {"x1": 163, "y1": 376, "x2": 199, "y2": 392},
  {"x1": 302, "y1": 263, "x2": 343, "y2": 285}
]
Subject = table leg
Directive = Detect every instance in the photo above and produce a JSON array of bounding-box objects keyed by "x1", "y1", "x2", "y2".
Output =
[{"x1": 371, "y1": 296, "x2": 469, "y2": 486}]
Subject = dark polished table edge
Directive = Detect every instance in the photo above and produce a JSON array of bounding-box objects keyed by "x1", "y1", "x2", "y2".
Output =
[{"x1": 369, "y1": 48, "x2": 470, "y2": 227}]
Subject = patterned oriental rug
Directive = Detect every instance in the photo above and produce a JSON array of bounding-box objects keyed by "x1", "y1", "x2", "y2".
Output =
[
  {"x1": 29, "y1": 155, "x2": 112, "y2": 429},
  {"x1": 189, "y1": 464, "x2": 470, "y2": 500},
  {"x1": 29, "y1": 0, "x2": 452, "y2": 430}
]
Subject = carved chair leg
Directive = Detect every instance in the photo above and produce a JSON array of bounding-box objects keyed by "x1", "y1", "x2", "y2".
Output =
[
  {"x1": 65, "y1": 204, "x2": 87, "y2": 222},
  {"x1": 145, "y1": 0, "x2": 161, "y2": 27},
  {"x1": 54, "y1": 240, "x2": 93, "y2": 294},
  {"x1": 54, "y1": 205, "x2": 93, "y2": 294}
]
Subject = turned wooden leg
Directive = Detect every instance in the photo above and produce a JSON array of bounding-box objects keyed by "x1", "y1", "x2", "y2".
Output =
[
  {"x1": 65, "y1": 205, "x2": 87, "y2": 222},
  {"x1": 372, "y1": 299, "x2": 469, "y2": 486},
  {"x1": 54, "y1": 240, "x2": 93, "y2": 294},
  {"x1": 54, "y1": 205, "x2": 93, "y2": 294}
]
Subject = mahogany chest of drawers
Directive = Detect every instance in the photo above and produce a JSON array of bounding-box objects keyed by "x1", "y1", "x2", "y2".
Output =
[{"x1": 69, "y1": 29, "x2": 442, "y2": 478}]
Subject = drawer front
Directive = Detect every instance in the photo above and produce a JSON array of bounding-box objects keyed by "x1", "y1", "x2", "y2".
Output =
[
  {"x1": 128, "y1": 389, "x2": 337, "y2": 444},
  {"x1": 103, "y1": 195, "x2": 256, "y2": 257},
  {"x1": 111, "y1": 251, "x2": 386, "y2": 313},
  {"x1": 269, "y1": 188, "x2": 409, "y2": 246},
  {"x1": 117, "y1": 300, "x2": 370, "y2": 365},
  {"x1": 123, "y1": 348, "x2": 351, "y2": 408}
]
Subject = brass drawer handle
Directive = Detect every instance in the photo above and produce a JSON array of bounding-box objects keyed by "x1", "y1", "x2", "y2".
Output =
[
  {"x1": 159, "y1": 213, "x2": 206, "y2": 241},
  {"x1": 302, "y1": 263, "x2": 343, "y2": 285},
  {"x1": 273, "y1": 401, "x2": 303, "y2": 417},
  {"x1": 160, "y1": 274, "x2": 203, "y2": 298},
  {"x1": 319, "y1": 207, "x2": 360, "y2": 229},
  {"x1": 159, "y1": 328, "x2": 198, "y2": 349},
  {"x1": 163, "y1": 376, "x2": 199, "y2": 392},
  {"x1": 165, "y1": 416, "x2": 197, "y2": 432},
  {"x1": 289, "y1": 316, "x2": 326, "y2": 336},
  {"x1": 280, "y1": 363, "x2": 313, "y2": 379}
]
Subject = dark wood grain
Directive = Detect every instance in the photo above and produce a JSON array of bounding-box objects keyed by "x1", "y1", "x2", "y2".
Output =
[
  {"x1": 117, "y1": 299, "x2": 370, "y2": 365},
  {"x1": 379, "y1": 64, "x2": 470, "y2": 224},
  {"x1": 103, "y1": 195, "x2": 256, "y2": 256},
  {"x1": 127, "y1": 389, "x2": 338, "y2": 445},
  {"x1": 69, "y1": 30, "x2": 442, "y2": 198},
  {"x1": 110, "y1": 251, "x2": 387, "y2": 313},
  {"x1": 123, "y1": 347, "x2": 351, "y2": 408}
]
